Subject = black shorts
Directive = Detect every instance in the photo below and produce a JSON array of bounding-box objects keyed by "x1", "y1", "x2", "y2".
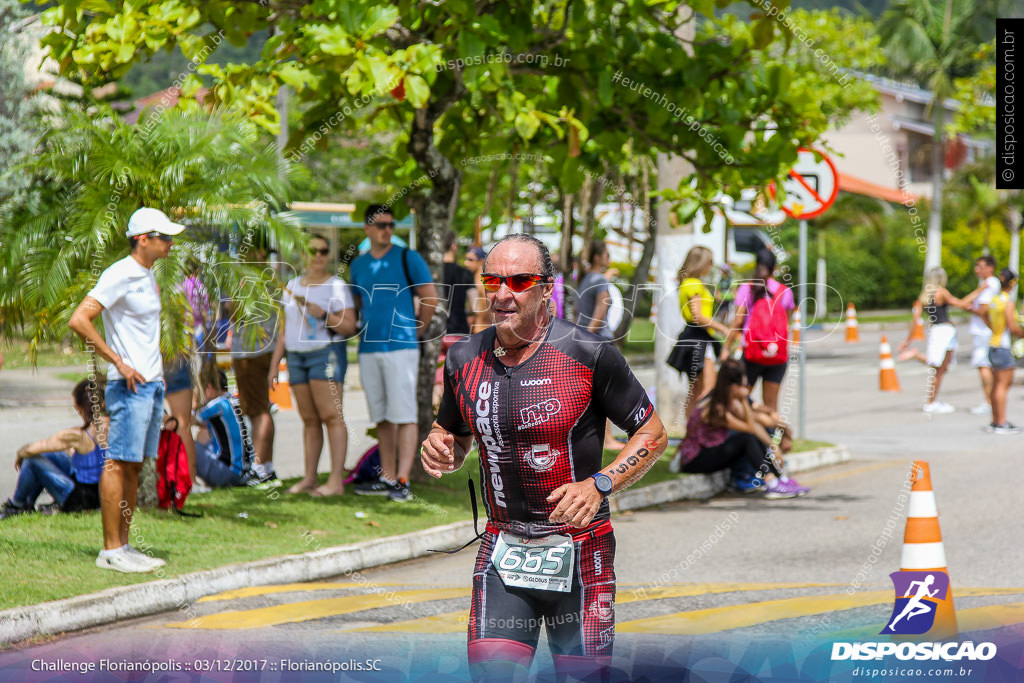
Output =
[
  {"x1": 62, "y1": 482, "x2": 100, "y2": 513},
  {"x1": 745, "y1": 359, "x2": 787, "y2": 386},
  {"x1": 667, "y1": 325, "x2": 720, "y2": 383},
  {"x1": 468, "y1": 523, "x2": 616, "y2": 657}
]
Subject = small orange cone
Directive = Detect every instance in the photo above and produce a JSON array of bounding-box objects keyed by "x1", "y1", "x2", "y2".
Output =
[
  {"x1": 911, "y1": 303, "x2": 926, "y2": 341},
  {"x1": 898, "y1": 460, "x2": 957, "y2": 638},
  {"x1": 791, "y1": 309, "x2": 801, "y2": 344},
  {"x1": 879, "y1": 335, "x2": 901, "y2": 391},
  {"x1": 845, "y1": 302, "x2": 860, "y2": 342},
  {"x1": 268, "y1": 359, "x2": 293, "y2": 410}
]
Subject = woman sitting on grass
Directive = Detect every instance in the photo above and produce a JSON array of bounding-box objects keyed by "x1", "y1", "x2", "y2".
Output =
[
  {"x1": 671, "y1": 359, "x2": 808, "y2": 499},
  {"x1": 1, "y1": 378, "x2": 107, "y2": 519}
]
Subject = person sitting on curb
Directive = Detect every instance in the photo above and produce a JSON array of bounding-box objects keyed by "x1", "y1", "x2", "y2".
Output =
[
  {"x1": 671, "y1": 359, "x2": 809, "y2": 498},
  {"x1": 1, "y1": 378, "x2": 107, "y2": 519},
  {"x1": 193, "y1": 368, "x2": 255, "y2": 487}
]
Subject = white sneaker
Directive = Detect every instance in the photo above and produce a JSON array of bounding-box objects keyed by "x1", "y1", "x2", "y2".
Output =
[
  {"x1": 923, "y1": 401, "x2": 955, "y2": 414},
  {"x1": 96, "y1": 549, "x2": 154, "y2": 574},
  {"x1": 191, "y1": 481, "x2": 212, "y2": 494},
  {"x1": 126, "y1": 546, "x2": 166, "y2": 569},
  {"x1": 970, "y1": 403, "x2": 992, "y2": 415}
]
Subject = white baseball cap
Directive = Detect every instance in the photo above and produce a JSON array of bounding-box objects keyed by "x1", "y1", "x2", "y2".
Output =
[{"x1": 125, "y1": 207, "x2": 186, "y2": 238}]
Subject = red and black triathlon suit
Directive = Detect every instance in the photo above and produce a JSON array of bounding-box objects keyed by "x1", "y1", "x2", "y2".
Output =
[{"x1": 436, "y1": 317, "x2": 656, "y2": 657}]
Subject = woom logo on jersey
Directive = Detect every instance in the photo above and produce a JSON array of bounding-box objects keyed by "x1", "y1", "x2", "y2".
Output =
[
  {"x1": 520, "y1": 378, "x2": 552, "y2": 387},
  {"x1": 519, "y1": 398, "x2": 561, "y2": 430},
  {"x1": 526, "y1": 443, "x2": 559, "y2": 472}
]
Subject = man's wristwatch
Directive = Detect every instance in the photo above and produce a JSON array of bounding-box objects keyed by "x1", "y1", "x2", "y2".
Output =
[{"x1": 590, "y1": 472, "x2": 613, "y2": 498}]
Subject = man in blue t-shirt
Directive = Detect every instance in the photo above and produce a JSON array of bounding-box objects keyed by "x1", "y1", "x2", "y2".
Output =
[{"x1": 349, "y1": 204, "x2": 438, "y2": 502}]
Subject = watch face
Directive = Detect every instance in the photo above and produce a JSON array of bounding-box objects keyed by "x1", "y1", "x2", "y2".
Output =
[{"x1": 593, "y1": 473, "x2": 613, "y2": 494}]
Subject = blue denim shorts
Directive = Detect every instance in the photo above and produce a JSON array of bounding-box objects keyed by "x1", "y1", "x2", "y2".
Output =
[
  {"x1": 989, "y1": 346, "x2": 1016, "y2": 371},
  {"x1": 106, "y1": 380, "x2": 165, "y2": 463},
  {"x1": 287, "y1": 342, "x2": 348, "y2": 385},
  {"x1": 164, "y1": 356, "x2": 193, "y2": 394}
]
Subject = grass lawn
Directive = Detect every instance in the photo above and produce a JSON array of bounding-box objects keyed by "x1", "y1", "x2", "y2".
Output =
[
  {"x1": 0, "y1": 467, "x2": 481, "y2": 611},
  {"x1": 1, "y1": 339, "x2": 88, "y2": 371}
]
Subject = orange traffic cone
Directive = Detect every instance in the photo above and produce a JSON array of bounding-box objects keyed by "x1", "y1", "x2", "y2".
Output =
[
  {"x1": 845, "y1": 302, "x2": 860, "y2": 342},
  {"x1": 898, "y1": 460, "x2": 957, "y2": 638},
  {"x1": 879, "y1": 335, "x2": 901, "y2": 391},
  {"x1": 911, "y1": 303, "x2": 926, "y2": 341},
  {"x1": 268, "y1": 359, "x2": 294, "y2": 410},
  {"x1": 791, "y1": 309, "x2": 801, "y2": 344}
]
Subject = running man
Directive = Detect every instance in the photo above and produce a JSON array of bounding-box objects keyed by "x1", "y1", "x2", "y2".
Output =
[
  {"x1": 888, "y1": 574, "x2": 938, "y2": 631},
  {"x1": 421, "y1": 234, "x2": 667, "y2": 682}
]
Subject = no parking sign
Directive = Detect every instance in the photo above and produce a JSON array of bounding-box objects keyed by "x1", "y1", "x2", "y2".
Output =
[{"x1": 768, "y1": 148, "x2": 839, "y2": 220}]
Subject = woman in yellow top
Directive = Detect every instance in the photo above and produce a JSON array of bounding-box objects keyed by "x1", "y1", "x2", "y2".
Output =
[
  {"x1": 985, "y1": 268, "x2": 1024, "y2": 434},
  {"x1": 667, "y1": 246, "x2": 730, "y2": 421}
]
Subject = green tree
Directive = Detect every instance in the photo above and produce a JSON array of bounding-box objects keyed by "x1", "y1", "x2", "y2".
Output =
[
  {"x1": 878, "y1": 0, "x2": 996, "y2": 276},
  {"x1": 0, "y1": 106, "x2": 307, "y2": 360},
  {"x1": 0, "y1": 0, "x2": 36, "y2": 206},
  {"x1": 38, "y1": 0, "x2": 879, "y2": 436}
]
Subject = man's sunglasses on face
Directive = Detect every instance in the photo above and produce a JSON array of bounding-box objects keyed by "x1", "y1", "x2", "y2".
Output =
[
  {"x1": 481, "y1": 273, "x2": 550, "y2": 293},
  {"x1": 372, "y1": 221, "x2": 396, "y2": 229},
  {"x1": 147, "y1": 232, "x2": 173, "y2": 243},
  {"x1": 309, "y1": 247, "x2": 330, "y2": 256}
]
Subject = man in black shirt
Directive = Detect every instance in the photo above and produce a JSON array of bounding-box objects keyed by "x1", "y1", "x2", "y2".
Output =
[
  {"x1": 422, "y1": 233, "x2": 667, "y2": 683},
  {"x1": 442, "y1": 231, "x2": 474, "y2": 335}
]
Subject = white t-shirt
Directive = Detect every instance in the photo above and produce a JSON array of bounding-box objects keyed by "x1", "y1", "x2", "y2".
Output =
[
  {"x1": 970, "y1": 275, "x2": 1001, "y2": 336},
  {"x1": 283, "y1": 275, "x2": 355, "y2": 351},
  {"x1": 88, "y1": 256, "x2": 163, "y2": 382}
]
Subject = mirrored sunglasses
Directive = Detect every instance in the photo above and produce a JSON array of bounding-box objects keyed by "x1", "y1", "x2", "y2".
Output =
[{"x1": 481, "y1": 273, "x2": 549, "y2": 293}]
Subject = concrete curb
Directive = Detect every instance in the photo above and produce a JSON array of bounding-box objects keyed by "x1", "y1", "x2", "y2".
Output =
[{"x1": 0, "y1": 445, "x2": 849, "y2": 646}]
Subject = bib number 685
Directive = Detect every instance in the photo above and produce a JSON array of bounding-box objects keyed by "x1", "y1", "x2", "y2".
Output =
[{"x1": 498, "y1": 545, "x2": 568, "y2": 575}]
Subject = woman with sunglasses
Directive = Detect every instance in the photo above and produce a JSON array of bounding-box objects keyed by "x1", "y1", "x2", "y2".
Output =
[
  {"x1": 674, "y1": 359, "x2": 808, "y2": 498},
  {"x1": 269, "y1": 235, "x2": 357, "y2": 496}
]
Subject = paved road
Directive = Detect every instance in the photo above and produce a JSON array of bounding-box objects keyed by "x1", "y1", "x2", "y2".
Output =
[{"x1": 3, "y1": 325, "x2": 1024, "y2": 680}]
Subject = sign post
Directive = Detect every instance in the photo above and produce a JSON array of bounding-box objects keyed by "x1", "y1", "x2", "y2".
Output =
[{"x1": 769, "y1": 148, "x2": 840, "y2": 440}]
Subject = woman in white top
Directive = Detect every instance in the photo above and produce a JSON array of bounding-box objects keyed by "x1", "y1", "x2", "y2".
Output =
[{"x1": 269, "y1": 235, "x2": 357, "y2": 496}]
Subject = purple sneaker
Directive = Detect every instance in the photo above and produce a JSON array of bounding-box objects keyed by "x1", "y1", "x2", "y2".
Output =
[{"x1": 763, "y1": 476, "x2": 809, "y2": 499}]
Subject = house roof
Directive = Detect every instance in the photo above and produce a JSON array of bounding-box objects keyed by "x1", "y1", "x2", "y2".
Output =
[{"x1": 838, "y1": 171, "x2": 919, "y2": 204}]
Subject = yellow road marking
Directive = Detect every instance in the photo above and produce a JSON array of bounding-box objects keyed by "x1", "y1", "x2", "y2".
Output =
[
  {"x1": 197, "y1": 582, "x2": 407, "y2": 603},
  {"x1": 618, "y1": 591, "x2": 895, "y2": 634},
  {"x1": 167, "y1": 588, "x2": 470, "y2": 630},
  {"x1": 348, "y1": 583, "x2": 834, "y2": 634},
  {"x1": 826, "y1": 589, "x2": 1024, "y2": 640}
]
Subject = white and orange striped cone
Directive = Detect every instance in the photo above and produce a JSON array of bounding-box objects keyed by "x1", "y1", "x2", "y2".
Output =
[
  {"x1": 879, "y1": 335, "x2": 901, "y2": 391},
  {"x1": 268, "y1": 359, "x2": 294, "y2": 410},
  {"x1": 911, "y1": 304, "x2": 926, "y2": 341},
  {"x1": 898, "y1": 460, "x2": 957, "y2": 638},
  {"x1": 791, "y1": 309, "x2": 802, "y2": 345},
  {"x1": 845, "y1": 302, "x2": 860, "y2": 343}
]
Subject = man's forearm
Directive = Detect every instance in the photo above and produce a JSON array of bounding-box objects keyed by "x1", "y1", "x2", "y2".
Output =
[{"x1": 600, "y1": 420, "x2": 668, "y2": 493}]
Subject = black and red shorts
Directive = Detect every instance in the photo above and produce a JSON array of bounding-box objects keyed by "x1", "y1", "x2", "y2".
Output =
[{"x1": 467, "y1": 520, "x2": 616, "y2": 657}]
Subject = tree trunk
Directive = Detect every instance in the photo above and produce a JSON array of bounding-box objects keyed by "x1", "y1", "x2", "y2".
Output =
[
  {"x1": 406, "y1": 89, "x2": 463, "y2": 450},
  {"x1": 560, "y1": 191, "x2": 577, "y2": 322},
  {"x1": 924, "y1": 105, "x2": 945, "y2": 274},
  {"x1": 612, "y1": 167, "x2": 656, "y2": 343}
]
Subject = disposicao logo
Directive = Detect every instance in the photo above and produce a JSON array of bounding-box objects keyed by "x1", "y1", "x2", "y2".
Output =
[{"x1": 881, "y1": 571, "x2": 948, "y2": 635}]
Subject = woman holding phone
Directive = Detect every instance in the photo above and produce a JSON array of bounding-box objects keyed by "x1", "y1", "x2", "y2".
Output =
[{"x1": 269, "y1": 235, "x2": 357, "y2": 495}]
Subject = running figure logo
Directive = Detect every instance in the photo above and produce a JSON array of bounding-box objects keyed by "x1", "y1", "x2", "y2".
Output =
[{"x1": 881, "y1": 571, "x2": 950, "y2": 635}]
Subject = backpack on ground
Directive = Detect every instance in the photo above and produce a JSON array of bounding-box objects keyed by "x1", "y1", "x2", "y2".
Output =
[
  {"x1": 743, "y1": 284, "x2": 790, "y2": 365},
  {"x1": 157, "y1": 418, "x2": 200, "y2": 517},
  {"x1": 343, "y1": 444, "x2": 381, "y2": 485}
]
